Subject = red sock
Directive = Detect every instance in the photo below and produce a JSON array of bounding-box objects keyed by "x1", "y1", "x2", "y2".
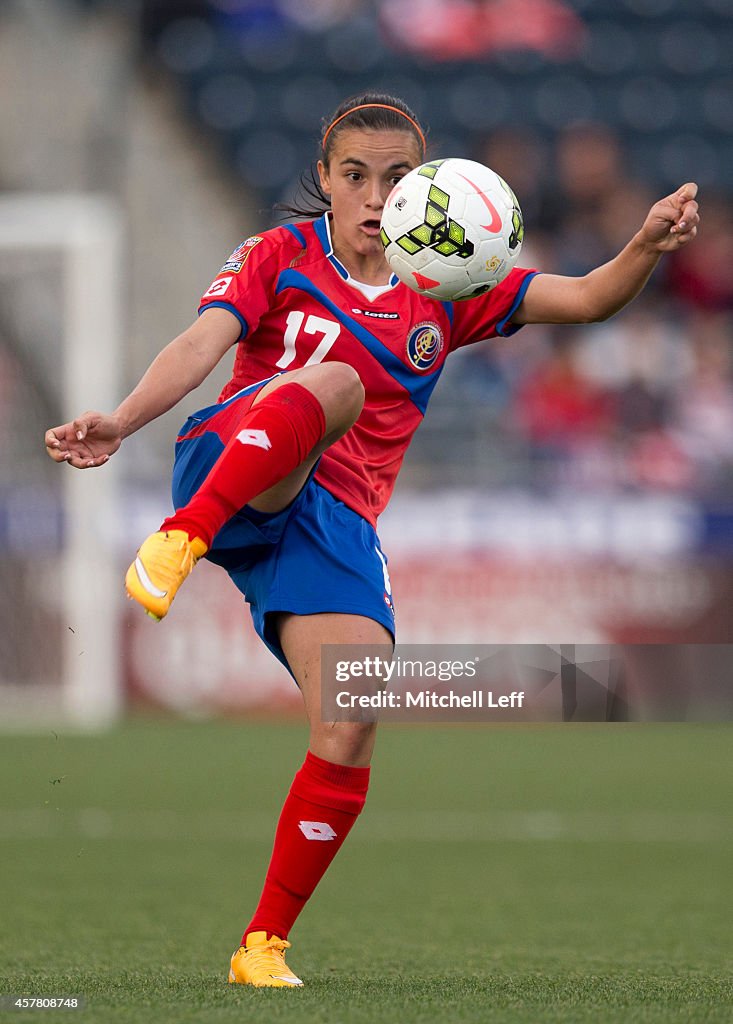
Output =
[
  {"x1": 242, "y1": 751, "x2": 370, "y2": 942},
  {"x1": 162, "y1": 383, "x2": 326, "y2": 548}
]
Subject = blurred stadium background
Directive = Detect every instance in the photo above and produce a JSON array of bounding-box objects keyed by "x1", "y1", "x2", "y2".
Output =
[{"x1": 1, "y1": 0, "x2": 732, "y2": 727}]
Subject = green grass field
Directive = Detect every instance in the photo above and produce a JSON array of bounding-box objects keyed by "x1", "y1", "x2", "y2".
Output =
[{"x1": 1, "y1": 720, "x2": 731, "y2": 1023}]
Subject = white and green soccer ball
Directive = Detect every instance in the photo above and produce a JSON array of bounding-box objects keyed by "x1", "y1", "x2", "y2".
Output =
[{"x1": 380, "y1": 158, "x2": 524, "y2": 301}]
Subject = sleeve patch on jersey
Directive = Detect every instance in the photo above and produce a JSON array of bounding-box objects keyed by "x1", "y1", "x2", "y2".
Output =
[
  {"x1": 219, "y1": 235, "x2": 263, "y2": 274},
  {"x1": 220, "y1": 259, "x2": 243, "y2": 273},
  {"x1": 203, "y1": 276, "x2": 234, "y2": 298}
]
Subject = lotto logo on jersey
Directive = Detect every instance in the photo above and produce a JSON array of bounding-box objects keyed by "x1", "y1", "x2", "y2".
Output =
[
  {"x1": 406, "y1": 321, "x2": 444, "y2": 372},
  {"x1": 352, "y1": 307, "x2": 400, "y2": 320},
  {"x1": 203, "y1": 276, "x2": 233, "y2": 298},
  {"x1": 220, "y1": 235, "x2": 263, "y2": 274}
]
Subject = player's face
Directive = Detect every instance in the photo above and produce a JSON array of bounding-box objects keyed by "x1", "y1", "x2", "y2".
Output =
[{"x1": 318, "y1": 128, "x2": 421, "y2": 279}]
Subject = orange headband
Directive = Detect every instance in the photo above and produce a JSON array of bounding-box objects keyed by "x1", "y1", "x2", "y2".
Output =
[{"x1": 322, "y1": 103, "x2": 426, "y2": 153}]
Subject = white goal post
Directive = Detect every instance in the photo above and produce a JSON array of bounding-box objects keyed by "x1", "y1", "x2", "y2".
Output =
[{"x1": 0, "y1": 193, "x2": 124, "y2": 729}]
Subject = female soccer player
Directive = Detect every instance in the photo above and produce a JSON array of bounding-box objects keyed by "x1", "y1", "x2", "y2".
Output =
[{"x1": 45, "y1": 93, "x2": 699, "y2": 987}]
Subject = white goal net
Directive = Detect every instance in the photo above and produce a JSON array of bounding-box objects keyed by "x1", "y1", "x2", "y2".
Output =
[{"x1": 0, "y1": 193, "x2": 124, "y2": 730}]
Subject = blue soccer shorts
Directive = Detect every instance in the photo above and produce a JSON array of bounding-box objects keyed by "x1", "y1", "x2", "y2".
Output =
[{"x1": 170, "y1": 379, "x2": 396, "y2": 673}]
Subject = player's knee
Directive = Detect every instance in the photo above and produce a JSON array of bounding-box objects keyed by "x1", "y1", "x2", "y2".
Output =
[
  {"x1": 322, "y1": 362, "x2": 365, "y2": 428},
  {"x1": 284, "y1": 361, "x2": 363, "y2": 443},
  {"x1": 310, "y1": 719, "x2": 375, "y2": 766}
]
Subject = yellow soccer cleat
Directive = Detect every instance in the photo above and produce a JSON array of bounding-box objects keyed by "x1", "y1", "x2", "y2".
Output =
[
  {"x1": 228, "y1": 931, "x2": 303, "y2": 988},
  {"x1": 124, "y1": 530, "x2": 207, "y2": 621}
]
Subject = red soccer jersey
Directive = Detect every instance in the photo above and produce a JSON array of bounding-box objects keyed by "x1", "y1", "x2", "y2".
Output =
[{"x1": 198, "y1": 214, "x2": 537, "y2": 525}]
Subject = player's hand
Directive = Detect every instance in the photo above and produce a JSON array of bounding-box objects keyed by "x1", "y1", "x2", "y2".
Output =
[
  {"x1": 639, "y1": 183, "x2": 699, "y2": 253},
  {"x1": 44, "y1": 412, "x2": 122, "y2": 469}
]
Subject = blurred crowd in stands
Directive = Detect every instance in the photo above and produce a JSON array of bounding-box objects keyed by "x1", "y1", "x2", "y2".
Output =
[
  {"x1": 454, "y1": 121, "x2": 733, "y2": 499},
  {"x1": 141, "y1": 0, "x2": 586, "y2": 57}
]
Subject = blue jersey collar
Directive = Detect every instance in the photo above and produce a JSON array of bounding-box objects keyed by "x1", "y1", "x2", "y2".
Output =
[{"x1": 313, "y1": 213, "x2": 400, "y2": 292}]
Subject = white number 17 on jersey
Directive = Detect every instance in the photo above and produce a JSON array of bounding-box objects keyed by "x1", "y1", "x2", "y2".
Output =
[{"x1": 276, "y1": 311, "x2": 341, "y2": 369}]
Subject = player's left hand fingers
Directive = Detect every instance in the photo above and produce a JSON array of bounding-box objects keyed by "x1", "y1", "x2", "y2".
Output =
[
  {"x1": 676, "y1": 182, "x2": 698, "y2": 203},
  {"x1": 671, "y1": 200, "x2": 699, "y2": 236},
  {"x1": 671, "y1": 224, "x2": 698, "y2": 248},
  {"x1": 670, "y1": 183, "x2": 699, "y2": 235}
]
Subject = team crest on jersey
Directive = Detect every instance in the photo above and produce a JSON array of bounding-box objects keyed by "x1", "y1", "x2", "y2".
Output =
[
  {"x1": 220, "y1": 235, "x2": 262, "y2": 274},
  {"x1": 406, "y1": 321, "x2": 444, "y2": 372}
]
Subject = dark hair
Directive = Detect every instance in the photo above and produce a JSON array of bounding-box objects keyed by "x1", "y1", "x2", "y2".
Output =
[
  {"x1": 320, "y1": 92, "x2": 426, "y2": 164},
  {"x1": 276, "y1": 92, "x2": 427, "y2": 220}
]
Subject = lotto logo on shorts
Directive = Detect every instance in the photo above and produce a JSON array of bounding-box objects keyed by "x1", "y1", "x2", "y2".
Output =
[{"x1": 298, "y1": 820, "x2": 337, "y2": 841}]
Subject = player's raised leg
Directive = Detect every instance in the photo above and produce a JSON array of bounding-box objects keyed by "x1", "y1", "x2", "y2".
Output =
[
  {"x1": 125, "y1": 362, "x2": 364, "y2": 620},
  {"x1": 229, "y1": 612, "x2": 390, "y2": 988}
]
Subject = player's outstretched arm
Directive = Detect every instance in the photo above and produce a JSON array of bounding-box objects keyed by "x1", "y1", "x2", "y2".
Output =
[
  {"x1": 514, "y1": 183, "x2": 699, "y2": 327},
  {"x1": 45, "y1": 307, "x2": 240, "y2": 470}
]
